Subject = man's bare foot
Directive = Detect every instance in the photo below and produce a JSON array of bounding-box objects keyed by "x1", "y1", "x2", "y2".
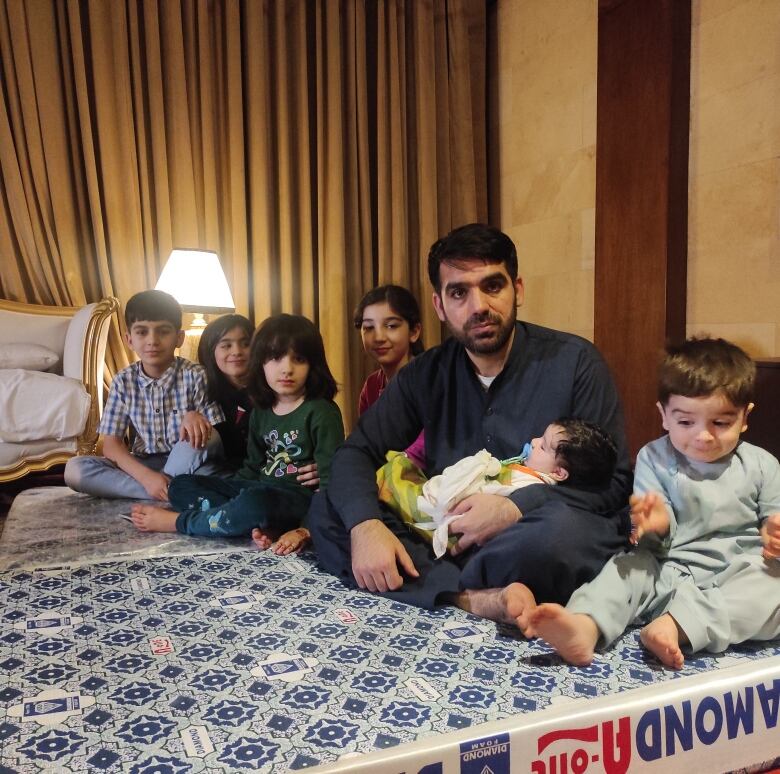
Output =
[
  {"x1": 130, "y1": 503, "x2": 178, "y2": 533},
  {"x1": 449, "y1": 583, "x2": 537, "y2": 632},
  {"x1": 504, "y1": 583, "x2": 538, "y2": 634},
  {"x1": 527, "y1": 604, "x2": 599, "y2": 666},
  {"x1": 640, "y1": 614, "x2": 686, "y2": 669}
]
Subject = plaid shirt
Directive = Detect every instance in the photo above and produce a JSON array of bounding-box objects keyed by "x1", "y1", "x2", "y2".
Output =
[{"x1": 99, "y1": 357, "x2": 225, "y2": 455}]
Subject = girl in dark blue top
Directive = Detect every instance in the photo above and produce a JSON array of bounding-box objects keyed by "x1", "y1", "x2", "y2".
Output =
[{"x1": 198, "y1": 314, "x2": 254, "y2": 469}]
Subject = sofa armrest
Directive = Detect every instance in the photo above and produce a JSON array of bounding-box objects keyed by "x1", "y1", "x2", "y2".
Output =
[{"x1": 65, "y1": 298, "x2": 119, "y2": 454}]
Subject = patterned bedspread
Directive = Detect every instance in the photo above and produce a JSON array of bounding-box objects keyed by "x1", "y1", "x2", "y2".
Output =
[
  {"x1": 1, "y1": 488, "x2": 778, "y2": 772},
  {"x1": 1, "y1": 546, "x2": 778, "y2": 773}
]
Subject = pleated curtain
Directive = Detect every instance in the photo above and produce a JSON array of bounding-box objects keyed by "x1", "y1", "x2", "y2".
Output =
[{"x1": 0, "y1": 0, "x2": 488, "y2": 428}]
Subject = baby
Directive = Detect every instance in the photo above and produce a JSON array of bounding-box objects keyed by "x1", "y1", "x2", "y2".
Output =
[{"x1": 378, "y1": 417, "x2": 617, "y2": 557}]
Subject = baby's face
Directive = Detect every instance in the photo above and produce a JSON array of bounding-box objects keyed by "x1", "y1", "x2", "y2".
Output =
[
  {"x1": 526, "y1": 424, "x2": 566, "y2": 474},
  {"x1": 657, "y1": 392, "x2": 752, "y2": 463}
]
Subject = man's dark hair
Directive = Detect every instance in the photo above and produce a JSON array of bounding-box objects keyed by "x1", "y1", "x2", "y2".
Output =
[
  {"x1": 554, "y1": 418, "x2": 617, "y2": 489},
  {"x1": 125, "y1": 289, "x2": 182, "y2": 330},
  {"x1": 427, "y1": 223, "x2": 518, "y2": 292},
  {"x1": 658, "y1": 337, "x2": 755, "y2": 408},
  {"x1": 198, "y1": 313, "x2": 254, "y2": 405},
  {"x1": 353, "y1": 284, "x2": 424, "y2": 356},
  {"x1": 248, "y1": 313, "x2": 338, "y2": 410}
]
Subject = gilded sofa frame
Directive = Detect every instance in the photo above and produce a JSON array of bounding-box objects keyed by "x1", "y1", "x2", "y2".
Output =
[{"x1": 0, "y1": 297, "x2": 119, "y2": 482}]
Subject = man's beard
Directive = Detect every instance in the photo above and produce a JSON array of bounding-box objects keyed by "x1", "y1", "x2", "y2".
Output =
[{"x1": 446, "y1": 306, "x2": 517, "y2": 355}]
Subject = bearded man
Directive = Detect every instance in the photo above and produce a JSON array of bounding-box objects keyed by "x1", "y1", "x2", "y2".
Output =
[{"x1": 310, "y1": 223, "x2": 632, "y2": 626}]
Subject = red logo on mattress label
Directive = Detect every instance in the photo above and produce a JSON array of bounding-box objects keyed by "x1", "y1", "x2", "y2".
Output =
[
  {"x1": 334, "y1": 608, "x2": 358, "y2": 624},
  {"x1": 531, "y1": 718, "x2": 631, "y2": 774},
  {"x1": 149, "y1": 636, "x2": 174, "y2": 656}
]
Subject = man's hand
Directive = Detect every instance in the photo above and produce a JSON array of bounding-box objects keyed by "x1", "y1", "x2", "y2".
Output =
[
  {"x1": 139, "y1": 469, "x2": 170, "y2": 501},
  {"x1": 448, "y1": 494, "x2": 521, "y2": 556},
  {"x1": 760, "y1": 513, "x2": 780, "y2": 561},
  {"x1": 629, "y1": 492, "x2": 670, "y2": 545},
  {"x1": 296, "y1": 462, "x2": 320, "y2": 490},
  {"x1": 351, "y1": 519, "x2": 419, "y2": 592},
  {"x1": 179, "y1": 411, "x2": 212, "y2": 448}
]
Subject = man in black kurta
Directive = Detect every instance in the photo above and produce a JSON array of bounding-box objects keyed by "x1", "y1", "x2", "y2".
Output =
[{"x1": 310, "y1": 224, "x2": 632, "y2": 619}]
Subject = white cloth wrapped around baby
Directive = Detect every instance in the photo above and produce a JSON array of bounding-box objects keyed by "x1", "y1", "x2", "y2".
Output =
[{"x1": 415, "y1": 449, "x2": 557, "y2": 558}]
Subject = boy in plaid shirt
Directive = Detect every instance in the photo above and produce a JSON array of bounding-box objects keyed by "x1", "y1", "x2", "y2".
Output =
[{"x1": 64, "y1": 290, "x2": 225, "y2": 500}]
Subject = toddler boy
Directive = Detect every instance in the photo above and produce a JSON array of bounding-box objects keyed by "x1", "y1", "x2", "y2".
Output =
[
  {"x1": 526, "y1": 337, "x2": 780, "y2": 668},
  {"x1": 64, "y1": 290, "x2": 225, "y2": 500}
]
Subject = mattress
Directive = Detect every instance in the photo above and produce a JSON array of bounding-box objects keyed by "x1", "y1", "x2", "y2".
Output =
[{"x1": 0, "y1": 488, "x2": 778, "y2": 773}]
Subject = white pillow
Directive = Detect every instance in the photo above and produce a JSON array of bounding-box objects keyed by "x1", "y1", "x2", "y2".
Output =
[
  {"x1": 0, "y1": 370, "x2": 90, "y2": 442},
  {"x1": 0, "y1": 343, "x2": 60, "y2": 371}
]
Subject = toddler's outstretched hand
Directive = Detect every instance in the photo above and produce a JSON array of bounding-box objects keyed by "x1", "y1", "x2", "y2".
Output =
[
  {"x1": 629, "y1": 491, "x2": 670, "y2": 545},
  {"x1": 760, "y1": 513, "x2": 780, "y2": 561}
]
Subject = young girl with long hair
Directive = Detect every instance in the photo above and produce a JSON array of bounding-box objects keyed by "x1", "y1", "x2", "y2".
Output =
[
  {"x1": 197, "y1": 314, "x2": 254, "y2": 468},
  {"x1": 131, "y1": 314, "x2": 344, "y2": 554},
  {"x1": 354, "y1": 285, "x2": 425, "y2": 467}
]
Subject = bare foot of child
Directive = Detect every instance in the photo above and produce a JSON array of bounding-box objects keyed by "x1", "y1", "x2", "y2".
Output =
[
  {"x1": 449, "y1": 583, "x2": 536, "y2": 630},
  {"x1": 273, "y1": 527, "x2": 310, "y2": 556},
  {"x1": 527, "y1": 604, "x2": 600, "y2": 666},
  {"x1": 640, "y1": 613, "x2": 685, "y2": 669},
  {"x1": 251, "y1": 527, "x2": 276, "y2": 550},
  {"x1": 130, "y1": 503, "x2": 178, "y2": 533}
]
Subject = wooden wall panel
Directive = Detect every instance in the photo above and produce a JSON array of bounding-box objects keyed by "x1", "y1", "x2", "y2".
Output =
[{"x1": 594, "y1": 0, "x2": 691, "y2": 458}]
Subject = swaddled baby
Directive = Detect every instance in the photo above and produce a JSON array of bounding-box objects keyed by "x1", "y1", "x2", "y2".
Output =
[{"x1": 377, "y1": 417, "x2": 617, "y2": 557}]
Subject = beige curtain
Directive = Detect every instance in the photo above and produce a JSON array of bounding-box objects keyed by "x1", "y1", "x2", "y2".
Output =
[{"x1": 0, "y1": 0, "x2": 487, "y2": 429}]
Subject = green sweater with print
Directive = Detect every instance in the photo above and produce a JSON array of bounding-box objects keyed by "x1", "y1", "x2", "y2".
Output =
[{"x1": 236, "y1": 398, "x2": 344, "y2": 489}]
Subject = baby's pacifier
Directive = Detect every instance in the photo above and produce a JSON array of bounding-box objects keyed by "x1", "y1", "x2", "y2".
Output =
[{"x1": 519, "y1": 441, "x2": 532, "y2": 464}]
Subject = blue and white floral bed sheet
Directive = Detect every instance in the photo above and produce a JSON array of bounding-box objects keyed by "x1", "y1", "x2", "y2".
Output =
[{"x1": 1, "y1": 546, "x2": 778, "y2": 774}]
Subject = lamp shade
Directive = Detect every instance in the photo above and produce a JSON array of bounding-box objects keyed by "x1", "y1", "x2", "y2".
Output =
[{"x1": 155, "y1": 249, "x2": 235, "y2": 313}]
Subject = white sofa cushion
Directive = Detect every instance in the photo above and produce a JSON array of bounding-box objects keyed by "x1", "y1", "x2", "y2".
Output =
[
  {"x1": 0, "y1": 370, "x2": 90, "y2": 442},
  {"x1": 0, "y1": 437, "x2": 78, "y2": 468},
  {"x1": 0, "y1": 343, "x2": 60, "y2": 371}
]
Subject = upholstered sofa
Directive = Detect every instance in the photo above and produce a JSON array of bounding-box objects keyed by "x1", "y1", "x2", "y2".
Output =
[{"x1": 0, "y1": 297, "x2": 119, "y2": 482}]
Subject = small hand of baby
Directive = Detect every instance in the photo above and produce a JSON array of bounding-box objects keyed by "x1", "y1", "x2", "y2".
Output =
[
  {"x1": 629, "y1": 491, "x2": 670, "y2": 545},
  {"x1": 760, "y1": 513, "x2": 780, "y2": 562}
]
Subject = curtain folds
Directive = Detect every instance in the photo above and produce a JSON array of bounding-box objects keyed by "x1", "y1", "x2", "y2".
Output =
[{"x1": 0, "y1": 0, "x2": 488, "y2": 428}]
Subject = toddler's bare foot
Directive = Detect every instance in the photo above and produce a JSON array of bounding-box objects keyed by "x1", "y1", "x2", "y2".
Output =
[
  {"x1": 640, "y1": 614, "x2": 685, "y2": 669},
  {"x1": 527, "y1": 604, "x2": 599, "y2": 666},
  {"x1": 252, "y1": 527, "x2": 280, "y2": 550},
  {"x1": 130, "y1": 503, "x2": 178, "y2": 533},
  {"x1": 448, "y1": 582, "x2": 536, "y2": 630},
  {"x1": 273, "y1": 527, "x2": 310, "y2": 556}
]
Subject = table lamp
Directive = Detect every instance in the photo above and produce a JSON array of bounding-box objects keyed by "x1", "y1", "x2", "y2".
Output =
[{"x1": 155, "y1": 248, "x2": 235, "y2": 361}]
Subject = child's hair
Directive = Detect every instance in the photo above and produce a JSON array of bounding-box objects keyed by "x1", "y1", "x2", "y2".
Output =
[
  {"x1": 554, "y1": 418, "x2": 617, "y2": 489},
  {"x1": 353, "y1": 284, "x2": 425, "y2": 356},
  {"x1": 248, "y1": 313, "x2": 338, "y2": 409},
  {"x1": 658, "y1": 337, "x2": 755, "y2": 408},
  {"x1": 125, "y1": 289, "x2": 182, "y2": 330},
  {"x1": 198, "y1": 314, "x2": 254, "y2": 404},
  {"x1": 427, "y1": 223, "x2": 518, "y2": 292}
]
